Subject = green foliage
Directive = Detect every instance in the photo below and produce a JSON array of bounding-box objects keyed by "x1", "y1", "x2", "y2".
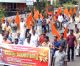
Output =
[
  {"x1": 63, "y1": 2, "x2": 76, "y2": 8},
  {"x1": 0, "y1": 9, "x2": 5, "y2": 19},
  {"x1": 72, "y1": 0, "x2": 78, "y2": 5},
  {"x1": 34, "y1": 1, "x2": 50, "y2": 13},
  {"x1": 58, "y1": 0, "x2": 78, "y2": 5},
  {"x1": 54, "y1": 2, "x2": 60, "y2": 8}
]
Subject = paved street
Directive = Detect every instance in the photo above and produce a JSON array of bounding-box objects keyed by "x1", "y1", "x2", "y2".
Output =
[
  {"x1": 68, "y1": 57, "x2": 80, "y2": 66},
  {"x1": 47, "y1": 25, "x2": 80, "y2": 66}
]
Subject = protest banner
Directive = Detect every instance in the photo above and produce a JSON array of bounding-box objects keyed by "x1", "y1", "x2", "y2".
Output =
[{"x1": 0, "y1": 44, "x2": 50, "y2": 66}]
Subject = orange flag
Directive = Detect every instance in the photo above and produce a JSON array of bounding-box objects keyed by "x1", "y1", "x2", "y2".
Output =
[
  {"x1": 34, "y1": 10, "x2": 39, "y2": 21},
  {"x1": 64, "y1": 27, "x2": 68, "y2": 39},
  {"x1": 64, "y1": 8, "x2": 69, "y2": 16},
  {"x1": 51, "y1": 23, "x2": 61, "y2": 40},
  {"x1": 15, "y1": 11, "x2": 20, "y2": 28},
  {"x1": 73, "y1": 7, "x2": 77, "y2": 14},
  {"x1": 26, "y1": 13, "x2": 33, "y2": 29},
  {"x1": 48, "y1": 11, "x2": 53, "y2": 15},
  {"x1": 1, "y1": 16, "x2": 5, "y2": 23},
  {"x1": 53, "y1": 16, "x2": 57, "y2": 21},
  {"x1": 57, "y1": 7, "x2": 62, "y2": 15},
  {"x1": 69, "y1": 8, "x2": 73, "y2": 16}
]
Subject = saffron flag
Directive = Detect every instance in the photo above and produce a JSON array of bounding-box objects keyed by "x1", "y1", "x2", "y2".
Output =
[
  {"x1": 26, "y1": 13, "x2": 33, "y2": 29},
  {"x1": 53, "y1": 16, "x2": 57, "y2": 21},
  {"x1": 34, "y1": 10, "x2": 39, "y2": 21},
  {"x1": 1, "y1": 16, "x2": 5, "y2": 23},
  {"x1": 64, "y1": 8, "x2": 69, "y2": 16},
  {"x1": 47, "y1": 11, "x2": 53, "y2": 15},
  {"x1": 15, "y1": 11, "x2": 20, "y2": 28},
  {"x1": 64, "y1": 27, "x2": 68, "y2": 39},
  {"x1": 46, "y1": 7, "x2": 53, "y2": 15},
  {"x1": 51, "y1": 23, "x2": 60, "y2": 40},
  {"x1": 57, "y1": 7, "x2": 62, "y2": 15},
  {"x1": 69, "y1": 8, "x2": 73, "y2": 16}
]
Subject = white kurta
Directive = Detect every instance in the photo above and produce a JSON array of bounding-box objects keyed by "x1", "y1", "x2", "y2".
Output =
[{"x1": 54, "y1": 51, "x2": 66, "y2": 66}]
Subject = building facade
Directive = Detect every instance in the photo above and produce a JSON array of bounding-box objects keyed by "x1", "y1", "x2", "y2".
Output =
[
  {"x1": 0, "y1": 0, "x2": 26, "y2": 11},
  {"x1": 0, "y1": 0, "x2": 27, "y2": 16},
  {"x1": 0, "y1": 0, "x2": 52, "y2": 16}
]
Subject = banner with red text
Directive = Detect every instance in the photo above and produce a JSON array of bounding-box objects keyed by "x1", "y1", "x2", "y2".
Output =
[{"x1": 0, "y1": 44, "x2": 50, "y2": 66}]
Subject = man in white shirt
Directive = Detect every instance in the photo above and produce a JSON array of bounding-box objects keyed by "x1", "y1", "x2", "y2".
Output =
[
  {"x1": 20, "y1": 18, "x2": 26, "y2": 44},
  {"x1": 5, "y1": 23, "x2": 11, "y2": 33},
  {"x1": 37, "y1": 16, "x2": 42, "y2": 36},
  {"x1": 20, "y1": 18, "x2": 26, "y2": 34},
  {"x1": 46, "y1": 17, "x2": 50, "y2": 32},
  {"x1": 10, "y1": 19, "x2": 17, "y2": 33},
  {"x1": 1, "y1": 20, "x2": 6, "y2": 31},
  {"x1": 23, "y1": 37, "x2": 32, "y2": 47},
  {"x1": 30, "y1": 30, "x2": 39, "y2": 47},
  {"x1": 58, "y1": 14, "x2": 63, "y2": 23},
  {"x1": 58, "y1": 14, "x2": 63, "y2": 30},
  {"x1": 54, "y1": 45, "x2": 67, "y2": 66}
]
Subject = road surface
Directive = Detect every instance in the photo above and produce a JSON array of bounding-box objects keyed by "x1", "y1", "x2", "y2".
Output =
[{"x1": 68, "y1": 57, "x2": 80, "y2": 66}]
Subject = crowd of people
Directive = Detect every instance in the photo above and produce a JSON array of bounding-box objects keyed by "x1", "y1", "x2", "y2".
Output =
[{"x1": 0, "y1": 8, "x2": 80, "y2": 66}]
